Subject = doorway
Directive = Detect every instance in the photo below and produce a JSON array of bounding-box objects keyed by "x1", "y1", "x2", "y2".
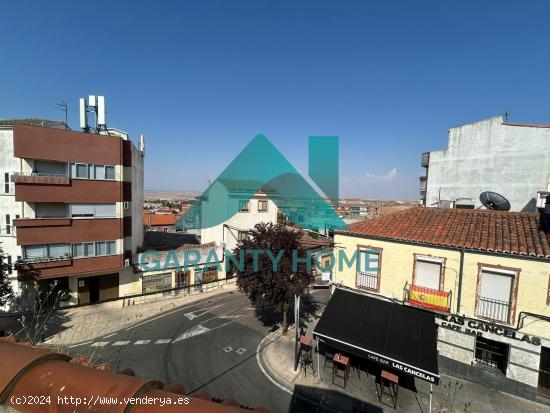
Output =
[{"x1": 538, "y1": 347, "x2": 550, "y2": 398}]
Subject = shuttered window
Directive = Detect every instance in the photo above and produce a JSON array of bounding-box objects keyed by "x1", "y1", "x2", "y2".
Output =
[
  {"x1": 477, "y1": 269, "x2": 513, "y2": 323},
  {"x1": 356, "y1": 249, "x2": 380, "y2": 291},
  {"x1": 70, "y1": 204, "x2": 116, "y2": 218},
  {"x1": 414, "y1": 259, "x2": 442, "y2": 290}
]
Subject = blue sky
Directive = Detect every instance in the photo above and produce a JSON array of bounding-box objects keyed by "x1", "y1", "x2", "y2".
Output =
[{"x1": 1, "y1": 1, "x2": 549, "y2": 200}]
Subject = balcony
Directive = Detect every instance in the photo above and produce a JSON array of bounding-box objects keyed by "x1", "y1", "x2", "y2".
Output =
[
  {"x1": 421, "y1": 152, "x2": 430, "y2": 167},
  {"x1": 356, "y1": 271, "x2": 379, "y2": 291},
  {"x1": 419, "y1": 176, "x2": 427, "y2": 191},
  {"x1": 15, "y1": 254, "x2": 123, "y2": 279},
  {"x1": 14, "y1": 217, "x2": 122, "y2": 245},
  {"x1": 11, "y1": 172, "x2": 69, "y2": 186},
  {"x1": 476, "y1": 296, "x2": 510, "y2": 324},
  {"x1": 404, "y1": 282, "x2": 451, "y2": 312},
  {"x1": 13, "y1": 179, "x2": 123, "y2": 203}
]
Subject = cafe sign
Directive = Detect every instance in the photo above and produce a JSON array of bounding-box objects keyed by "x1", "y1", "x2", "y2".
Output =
[
  {"x1": 436, "y1": 314, "x2": 541, "y2": 346},
  {"x1": 365, "y1": 353, "x2": 439, "y2": 384}
]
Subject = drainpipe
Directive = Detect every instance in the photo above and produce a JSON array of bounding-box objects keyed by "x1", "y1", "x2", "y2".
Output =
[{"x1": 457, "y1": 248, "x2": 465, "y2": 313}]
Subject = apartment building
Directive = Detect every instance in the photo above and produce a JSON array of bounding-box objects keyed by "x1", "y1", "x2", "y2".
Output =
[
  {"x1": 420, "y1": 116, "x2": 550, "y2": 211},
  {"x1": 332, "y1": 206, "x2": 550, "y2": 401},
  {"x1": 0, "y1": 118, "x2": 144, "y2": 305}
]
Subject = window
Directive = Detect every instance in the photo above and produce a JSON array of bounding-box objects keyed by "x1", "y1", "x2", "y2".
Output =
[
  {"x1": 48, "y1": 244, "x2": 70, "y2": 258},
  {"x1": 239, "y1": 200, "x2": 250, "y2": 212},
  {"x1": 5, "y1": 215, "x2": 10, "y2": 235},
  {"x1": 476, "y1": 268, "x2": 514, "y2": 323},
  {"x1": 202, "y1": 266, "x2": 219, "y2": 285},
  {"x1": 73, "y1": 241, "x2": 116, "y2": 258},
  {"x1": 75, "y1": 163, "x2": 88, "y2": 178},
  {"x1": 73, "y1": 243, "x2": 85, "y2": 258},
  {"x1": 96, "y1": 241, "x2": 107, "y2": 256},
  {"x1": 23, "y1": 244, "x2": 69, "y2": 260},
  {"x1": 105, "y1": 166, "x2": 115, "y2": 180},
  {"x1": 142, "y1": 273, "x2": 172, "y2": 294},
  {"x1": 4, "y1": 173, "x2": 9, "y2": 194},
  {"x1": 258, "y1": 200, "x2": 268, "y2": 212},
  {"x1": 107, "y1": 241, "x2": 116, "y2": 255},
  {"x1": 237, "y1": 231, "x2": 248, "y2": 242},
  {"x1": 356, "y1": 248, "x2": 380, "y2": 291},
  {"x1": 94, "y1": 165, "x2": 105, "y2": 180},
  {"x1": 84, "y1": 242, "x2": 95, "y2": 257},
  {"x1": 70, "y1": 203, "x2": 116, "y2": 218},
  {"x1": 24, "y1": 245, "x2": 47, "y2": 259},
  {"x1": 475, "y1": 335, "x2": 509, "y2": 374},
  {"x1": 7, "y1": 256, "x2": 12, "y2": 274},
  {"x1": 194, "y1": 269, "x2": 203, "y2": 291},
  {"x1": 414, "y1": 256, "x2": 443, "y2": 290}
]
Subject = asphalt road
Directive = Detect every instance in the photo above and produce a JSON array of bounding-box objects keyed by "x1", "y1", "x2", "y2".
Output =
[{"x1": 68, "y1": 289, "x2": 330, "y2": 412}]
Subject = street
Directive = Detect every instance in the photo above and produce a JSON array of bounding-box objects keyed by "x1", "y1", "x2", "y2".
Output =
[{"x1": 67, "y1": 290, "x2": 329, "y2": 412}]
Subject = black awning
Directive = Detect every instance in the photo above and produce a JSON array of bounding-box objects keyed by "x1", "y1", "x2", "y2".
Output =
[{"x1": 313, "y1": 288, "x2": 439, "y2": 384}]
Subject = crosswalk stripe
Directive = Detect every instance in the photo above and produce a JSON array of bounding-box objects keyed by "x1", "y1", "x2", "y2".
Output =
[
  {"x1": 155, "y1": 339, "x2": 172, "y2": 344},
  {"x1": 112, "y1": 341, "x2": 130, "y2": 346},
  {"x1": 91, "y1": 341, "x2": 109, "y2": 347},
  {"x1": 134, "y1": 340, "x2": 151, "y2": 345}
]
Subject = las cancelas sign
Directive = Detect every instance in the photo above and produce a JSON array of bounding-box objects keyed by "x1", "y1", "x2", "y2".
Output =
[{"x1": 436, "y1": 314, "x2": 541, "y2": 346}]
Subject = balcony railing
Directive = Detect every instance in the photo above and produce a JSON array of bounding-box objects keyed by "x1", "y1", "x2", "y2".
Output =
[
  {"x1": 476, "y1": 296, "x2": 510, "y2": 324},
  {"x1": 356, "y1": 271, "x2": 379, "y2": 291},
  {"x1": 404, "y1": 282, "x2": 451, "y2": 312},
  {"x1": 419, "y1": 176, "x2": 427, "y2": 191},
  {"x1": 17, "y1": 255, "x2": 72, "y2": 265},
  {"x1": 11, "y1": 172, "x2": 69, "y2": 185}
]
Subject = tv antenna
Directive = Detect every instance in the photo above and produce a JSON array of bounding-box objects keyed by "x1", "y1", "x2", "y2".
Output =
[
  {"x1": 479, "y1": 191, "x2": 511, "y2": 211},
  {"x1": 56, "y1": 101, "x2": 68, "y2": 125}
]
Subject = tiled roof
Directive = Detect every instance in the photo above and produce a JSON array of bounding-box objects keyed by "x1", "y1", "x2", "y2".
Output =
[
  {"x1": 337, "y1": 207, "x2": 550, "y2": 259},
  {"x1": 142, "y1": 231, "x2": 200, "y2": 250},
  {"x1": 144, "y1": 212, "x2": 177, "y2": 226},
  {"x1": 0, "y1": 118, "x2": 69, "y2": 129}
]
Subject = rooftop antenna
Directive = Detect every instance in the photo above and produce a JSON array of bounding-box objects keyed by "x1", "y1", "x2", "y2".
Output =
[
  {"x1": 504, "y1": 110, "x2": 510, "y2": 122},
  {"x1": 56, "y1": 101, "x2": 68, "y2": 125}
]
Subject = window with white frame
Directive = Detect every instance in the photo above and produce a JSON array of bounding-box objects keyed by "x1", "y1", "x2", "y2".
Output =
[
  {"x1": 73, "y1": 240, "x2": 116, "y2": 258},
  {"x1": 70, "y1": 204, "x2": 116, "y2": 218},
  {"x1": 23, "y1": 244, "x2": 70, "y2": 261},
  {"x1": 356, "y1": 248, "x2": 380, "y2": 291},
  {"x1": 414, "y1": 257, "x2": 443, "y2": 290},
  {"x1": 70, "y1": 163, "x2": 116, "y2": 180},
  {"x1": 476, "y1": 268, "x2": 514, "y2": 323}
]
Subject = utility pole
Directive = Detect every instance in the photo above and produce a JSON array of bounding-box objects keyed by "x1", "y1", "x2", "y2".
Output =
[{"x1": 56, "y1": 101, "x2": 68, "y2": 125}]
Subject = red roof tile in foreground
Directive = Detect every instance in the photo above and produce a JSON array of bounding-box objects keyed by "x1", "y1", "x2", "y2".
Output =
[
  {"x1": 144, "y1": 213, "x2": 178, "y2": 226},
  {"x1": 0, "y1": 339, "x2": 267, "y2": 412},
  {"x1": 337, "y1": 207, "x2": 550, "y2": 259}
]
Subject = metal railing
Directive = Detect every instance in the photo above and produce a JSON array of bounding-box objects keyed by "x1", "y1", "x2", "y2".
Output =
[
  {"x1": 12, "y1": 172, "x2": 68, "y2": 178},
  {"x1": 356, "y1": 271, "x2": 379, "y2": 291},
  {"x1": 16, "y1": 255, "x2": 71, "y2": 265},
  {"x1": 403, "y1": 282, "x2": 451, "y2": 312},
  {"x1": 476, "y1": 296, "x2": 510, "y2": 323}
]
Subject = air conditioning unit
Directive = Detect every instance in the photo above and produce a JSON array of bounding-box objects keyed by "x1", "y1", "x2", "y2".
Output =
[{"x1": 124, "y1": 258, "x2": 130, "y2": 267}]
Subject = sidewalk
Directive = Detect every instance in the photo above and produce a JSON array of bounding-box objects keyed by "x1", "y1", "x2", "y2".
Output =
[
  {"x1": 45, "y1": 281, "x2": 238, "y2": 346},
  {"x1": 258, "y1": 324, "x2": 549, "y2": 413}
]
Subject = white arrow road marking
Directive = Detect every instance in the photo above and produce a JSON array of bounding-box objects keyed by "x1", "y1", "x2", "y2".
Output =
[
  {"x1": 112, "y1": 341, "x2": 130, "y2": 346},
  {"x1": 184, "y1": 304, "x2": 223, "y2": 320},
  {"x1": 91, "y1": 341, "x2": 109, "y2": 347},
  {"x1": 134, "y1": 340, "x2": 151, "y2": 345},
  {"x1": 236, "y1": 347, "x2": 247, "y2": 355},
  {"x1": 223, "y1": 346, "x2": 233, "y2": 353},
  {"x1": 155, "y1": 339, "x2": 172, "y2": 344},
  {"x1": 172, "y1": 324, "x2": 211, "y2": 342}
]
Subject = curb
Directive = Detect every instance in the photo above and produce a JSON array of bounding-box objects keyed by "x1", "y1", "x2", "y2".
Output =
[{"x1": 256, "y1": 327, "x2": 341, "y2": 413}]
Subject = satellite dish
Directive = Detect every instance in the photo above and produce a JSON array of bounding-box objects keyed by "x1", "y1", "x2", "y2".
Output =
[{"x1": 479, "y1": 191, "x2": 511, "y2": 211}]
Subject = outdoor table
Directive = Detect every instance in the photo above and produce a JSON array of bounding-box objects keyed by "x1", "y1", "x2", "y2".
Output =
[
  {"x1": 331, "y1": 353, "x2": 350, "y2": 388},
  {"x1": 379, "y1": 369, "x2": 399, "y2": 408},
  {"x1": 299, "y1": 335, "x2": 312, "y2": 348}
]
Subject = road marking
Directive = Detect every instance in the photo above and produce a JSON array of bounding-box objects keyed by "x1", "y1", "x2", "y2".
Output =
[
  {"x1": 219, "y1": 315, "x2": 243, "y2": 319},
  {"x1": 155, "y1": 339, "x2": 172, "y2": 344},
  {"x1": 184, "y1": 304, "x2": 223, "y2": 320},
  {"x1": 172, "y1": 324, "x2": 211, "y2": 342},
  {"x1": 134, "y1": 340, "x2": 151, "y2": 345},
  {"x1": 91, "y1": 341, "x2": 109, "y2": 347},
  {"x1": 103, "y1": 333, "x2": 117, "y2": 339},
  {"x1": 68, "y1": 340, "x2": 93, "y2": 348},
  {"x1": 125, "y1": 296, "x2": 228, "y2": 331},
  {"x1": 223, "y1": 346, "x2": 233, "y2": 353},
  {"x1": 236, "y1": 347, "x2": 246, "y2": 355},
  {"x1": 112, "y1": 340, "x2": 130, "y2": 346}
]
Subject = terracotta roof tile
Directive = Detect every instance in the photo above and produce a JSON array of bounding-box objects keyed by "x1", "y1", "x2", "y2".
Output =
[
  {"x1": 144, "y1": 213, "x2": 177, "y2": 226},
  {"x1": 337, "y1": 207, "x2": 550, "y2": 259}
]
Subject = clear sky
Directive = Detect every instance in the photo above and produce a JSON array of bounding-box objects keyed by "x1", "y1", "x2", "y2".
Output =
[{"x1": 2, "y1": 1, "x2": 549, "y2": 200}]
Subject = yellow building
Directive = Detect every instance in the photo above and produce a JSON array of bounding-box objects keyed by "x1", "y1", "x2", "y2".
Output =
[{"x1": 333, "y1": 207, "x2": 550, "y2": 401}]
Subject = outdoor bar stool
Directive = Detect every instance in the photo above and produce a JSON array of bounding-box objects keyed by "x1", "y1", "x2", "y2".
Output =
[
  {"x1": 331, "y1": 353, "x2": 350, "y2": 388},
  {"x1": 378, "y1": 369, "x2": 399, "y2": 409},
  {"x1": 323, "y1": 350, "x2": 335, "y2": 371},
  {"x1": 299, "y1": 348, "x2": 315, "y2": 377}
]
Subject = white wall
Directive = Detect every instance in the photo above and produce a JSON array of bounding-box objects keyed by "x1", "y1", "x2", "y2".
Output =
[
  {"x1": 0, "y1": 128, "x2": 23, "y2": 295},
  {"x1": 426, "y1": 116, "x2": 550, "y2": 211}
]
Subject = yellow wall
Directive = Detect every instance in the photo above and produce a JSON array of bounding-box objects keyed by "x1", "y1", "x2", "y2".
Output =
[{"x1": 333, "y1": 234, "x2": 550, "y2": 339}]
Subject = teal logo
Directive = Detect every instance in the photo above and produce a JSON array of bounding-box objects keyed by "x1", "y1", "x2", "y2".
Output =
[{"x1": 177, "y1": 135, "x2": 347, "y2": 231}]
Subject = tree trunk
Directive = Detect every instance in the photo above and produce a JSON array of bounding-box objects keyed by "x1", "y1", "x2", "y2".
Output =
[{"x1": 281, "y1": 303, "x2": 289, "y2": 335}]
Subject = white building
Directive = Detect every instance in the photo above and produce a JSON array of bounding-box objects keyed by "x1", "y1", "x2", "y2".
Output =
[{"x1": 421, "y1": 115, "x2": 550, "y2": 211}]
